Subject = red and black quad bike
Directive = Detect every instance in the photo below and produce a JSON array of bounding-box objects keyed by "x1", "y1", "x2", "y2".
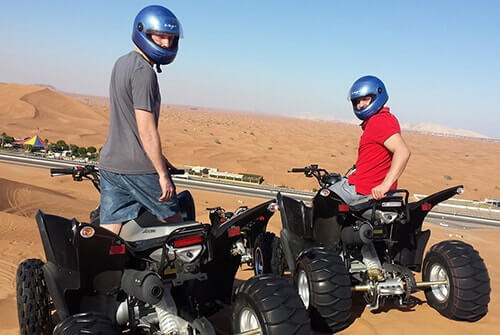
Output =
[
  {"x1": 258, "y1": 164, "x2": 491, "y2": 333},
  {"x1": 16, "y1": 165, "x2": 310, "y2": 335}
]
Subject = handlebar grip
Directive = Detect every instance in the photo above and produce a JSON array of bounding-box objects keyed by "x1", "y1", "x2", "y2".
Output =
[
  {"x1": 289, "y1": 168, "x2": 307, "y2": 173},
  {"x1": 169, "y1": 169, "x2": 185, "y2": 175},
  {"x1": 50, "y1": 168, "x2": 74, "y2": 175}
]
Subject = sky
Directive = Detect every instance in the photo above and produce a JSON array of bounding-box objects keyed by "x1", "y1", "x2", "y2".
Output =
[{"x1": 1, "y1": 1, "x2": 499, "y2": 138}]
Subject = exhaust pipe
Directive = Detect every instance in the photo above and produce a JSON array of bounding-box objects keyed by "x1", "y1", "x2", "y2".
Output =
[
  {"x1": 341, "y1": 223, "x2": 373, "y2": 246},
  {"x1": 121, "y1": 269, "x2": 164, "y2": 305}
]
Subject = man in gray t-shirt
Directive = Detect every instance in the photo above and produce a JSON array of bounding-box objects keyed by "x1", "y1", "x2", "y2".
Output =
[
  {"x1": 99, "y1": 51, "x2": 161, "y2": 174},
  {"x1": 99, "y1": 6, "x2": 183, "y2": 234}
]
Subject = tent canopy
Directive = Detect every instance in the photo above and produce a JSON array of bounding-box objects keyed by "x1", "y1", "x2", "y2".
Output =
[{"x1": 23, "y1": 135, "x2": 47, "y2": 148}]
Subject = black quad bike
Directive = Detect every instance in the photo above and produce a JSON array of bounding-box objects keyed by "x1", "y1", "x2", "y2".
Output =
[
  {"x1": 256, "y1": 164, "x2": 491, "y2": 333},
  {"x1": 16, "y1": 165, "x2": 310, "y2": 335}
]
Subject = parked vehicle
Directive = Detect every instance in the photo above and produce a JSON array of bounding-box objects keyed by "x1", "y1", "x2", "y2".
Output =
[
  {"x1": 16, "y1": 165, "x2": 310, "y2": 335},
  {"x1": 257, "y1": 164, "x2": 491, "y2": 333}
]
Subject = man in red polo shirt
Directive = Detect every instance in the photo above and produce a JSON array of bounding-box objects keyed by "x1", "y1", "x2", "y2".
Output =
[
  {"x1": 329, "y1": 76, "x2": 411, "y2": 280},
  {"x1": 330, "y1": 75, "x2": 411, "y2": 203}
]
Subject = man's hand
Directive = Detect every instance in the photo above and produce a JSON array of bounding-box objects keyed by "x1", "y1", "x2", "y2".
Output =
[
  {"x1": 371, "y1": 183, "x2": 391, "y2": 200},
  {"x1": 158, "y1": 174, "x2": 176, "y2": 202}
]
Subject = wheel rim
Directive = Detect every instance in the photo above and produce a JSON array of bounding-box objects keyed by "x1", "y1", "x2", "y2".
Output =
[
  {"x1": 254, "y1": 247, "x2": 263, "y2": 275},
  {"x1": 239, "y1": 307, "x2": 262, "y2": 334},
  {"x1": 429, "y1": 263, "x2": 450, "y2": 302},
  {"x1": 297, "y1": 269, "x2": 310, "y2": 309}
]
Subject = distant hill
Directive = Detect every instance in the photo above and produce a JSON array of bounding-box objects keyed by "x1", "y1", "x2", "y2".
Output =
[
  {"x1": 293, "y1": 113, "x2": 491, "y2": 140},
  {"x1": 0, "y1": 83, "x2": 108, "y2": 147},
  {"x1": 400, "y1": 123, "x2": 490, "y2": 140}
]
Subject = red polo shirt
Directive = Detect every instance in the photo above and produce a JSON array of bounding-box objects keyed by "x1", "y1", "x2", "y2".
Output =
[{"x1": 348, "y1": 107, "x2": 400, "y2": 195}]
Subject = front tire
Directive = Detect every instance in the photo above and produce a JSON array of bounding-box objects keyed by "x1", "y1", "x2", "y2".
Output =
[
  {"x1": 16, "y1": 258, "x2": 54, "y2": 335},
  {"x1": 53, "y1": 312, "x2": 119, "y2": 335},
  {"x1": 295, "y1": 248, "x2": 352, "y2": 332},
  {"x1": 232, "y1": 274, "x2": 311, "y2": 335},
  {"x1": 422, "y1": 240, "x2": 490, "y2": 321}
]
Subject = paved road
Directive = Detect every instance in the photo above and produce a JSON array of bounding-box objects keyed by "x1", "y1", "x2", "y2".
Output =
[{"x1": 1, "y1": 152, "x2": 499, "y2": 228}]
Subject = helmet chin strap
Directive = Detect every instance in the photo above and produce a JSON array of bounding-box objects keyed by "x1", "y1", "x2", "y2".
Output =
[{"x1": 156, "y1": 64, "x2": 162, "y2": 73}]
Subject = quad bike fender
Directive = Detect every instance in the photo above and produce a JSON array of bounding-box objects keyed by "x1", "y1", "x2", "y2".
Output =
[
  {"x1": 408, "y1": 185, "x2": 463, "y2": 229},
  {"x1": 210, "y1": 199, "x2": 275, "y2": 240},
  {"x1": 389, "y1": 185, "x2": 462, "y2": 271},
  {"x1": 412, "y1": 229, "x2": 431, "y2": 272},
  {"x1": 36, "y1": 210, "x2": 79, "y2": 270},
  {"x1": 36, "y1": 210, "x2": 129, "y2": 318},
  {"x1": 277, "y1": 193, "x2": 313, "y2": 238},
  {"x1": 43, "y1": 261, "x2": 79, "y2": 320},
  {"x1": 280, "y1": 228, "x2": 305, "y2": 275},
  {"x1": 392, "y1": 229, "x2": 431, "y2": 272}
]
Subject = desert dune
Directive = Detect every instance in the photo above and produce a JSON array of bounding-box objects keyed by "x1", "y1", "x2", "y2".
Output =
[{"x1": 0, "y1": 83, "x2": 499, "y2": 334}]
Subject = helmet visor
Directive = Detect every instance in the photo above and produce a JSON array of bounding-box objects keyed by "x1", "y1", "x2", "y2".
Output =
[
  {"x1": 351, "y1": 95, "x2": 374, "y2": 111},
  {"x1": 148, "y1": 33, "x2": 179, "y2": 51}
]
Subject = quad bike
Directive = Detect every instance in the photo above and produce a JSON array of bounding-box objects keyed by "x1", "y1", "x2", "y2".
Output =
[
  {"x1": 16, "y1": 165, "x2": 310, "y2": 335},
  {"x1": 257, "y1": 164, "x2": 491, "y2": 332}
]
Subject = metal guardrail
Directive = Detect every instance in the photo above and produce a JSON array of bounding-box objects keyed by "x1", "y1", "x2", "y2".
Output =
[{"x1": 1, "y1": 152, "x2": 499, "y2": 227}]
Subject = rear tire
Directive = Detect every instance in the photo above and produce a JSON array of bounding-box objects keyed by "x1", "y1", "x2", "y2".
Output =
[
  {"x1": 253, "y1": 232, "x2": 275, "y2": 275},
  {"x1": 295, "y1": 248, "x2": 352, "y2": 332},
  {"x1": 232, "y1": 274, "x2": 311, "y2": 335},
  {"x1": 271, "y1": 236, "x2": 286, "y2": 276},
  {"x1": 16, "y1": 258, "x2": 54, "y2": 335},
  {"x1": 53, "y1": 312, "x2": 119, "y2": 335},
  {"x1": 422, "y1": 240, "x2": 490, "y2": 321}
]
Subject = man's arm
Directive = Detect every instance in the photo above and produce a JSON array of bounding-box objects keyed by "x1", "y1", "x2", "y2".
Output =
[
  {"x1": 371, "y1": 133, "x2": 411, "y2": 199},
  {"x1": 135, "y1": 108, "x2": 175, "y2": 201}
]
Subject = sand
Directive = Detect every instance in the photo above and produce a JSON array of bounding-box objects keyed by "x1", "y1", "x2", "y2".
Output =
[{"x1": 0, "y1": 83, "x2": 499, "y2": 334}]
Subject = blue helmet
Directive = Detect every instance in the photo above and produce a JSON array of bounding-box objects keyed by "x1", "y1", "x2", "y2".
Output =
[
  {"x1": 132, "y1": 5, "x2": 182, "y2": 65},
  {"x1": 349, "y1": 75, "x2": 388, "y2": 120}
]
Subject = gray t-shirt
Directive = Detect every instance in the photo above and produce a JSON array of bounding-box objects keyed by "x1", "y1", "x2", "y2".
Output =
[{"x1": 99, "y1": 51, "x2": 161, "y2": 174}]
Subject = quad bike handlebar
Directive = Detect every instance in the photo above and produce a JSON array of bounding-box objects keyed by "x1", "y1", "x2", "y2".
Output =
[
  {"x1": 289, "y1": 164, "x2": 344, "y2": 188},
  {"x1": 49, "y1": 165, "x2": 185, "y2": 193}
]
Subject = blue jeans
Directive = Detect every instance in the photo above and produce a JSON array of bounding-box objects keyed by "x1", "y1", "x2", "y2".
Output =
[
  {"x1": 99, "y1": 170, "x2": 179, "y2": 224},
  {"x1": 328, "y1": 177, "x2": 367, "y2": 204}
]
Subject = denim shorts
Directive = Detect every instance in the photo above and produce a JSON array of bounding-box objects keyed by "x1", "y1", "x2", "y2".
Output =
[{"x1": 99, "y1": 170, "x2": 179, "y2": 224}]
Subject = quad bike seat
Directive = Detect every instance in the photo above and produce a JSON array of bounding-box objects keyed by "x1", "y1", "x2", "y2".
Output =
[
  {"x1": 120, "y1": 215, "x2": 203, "y2": 243},
  {"x1": 118, "y1": 190, "x2": 202, "y2": 243},
  {"x1": 349, "y1": 196, "x2": 374, "y2": 213}
]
